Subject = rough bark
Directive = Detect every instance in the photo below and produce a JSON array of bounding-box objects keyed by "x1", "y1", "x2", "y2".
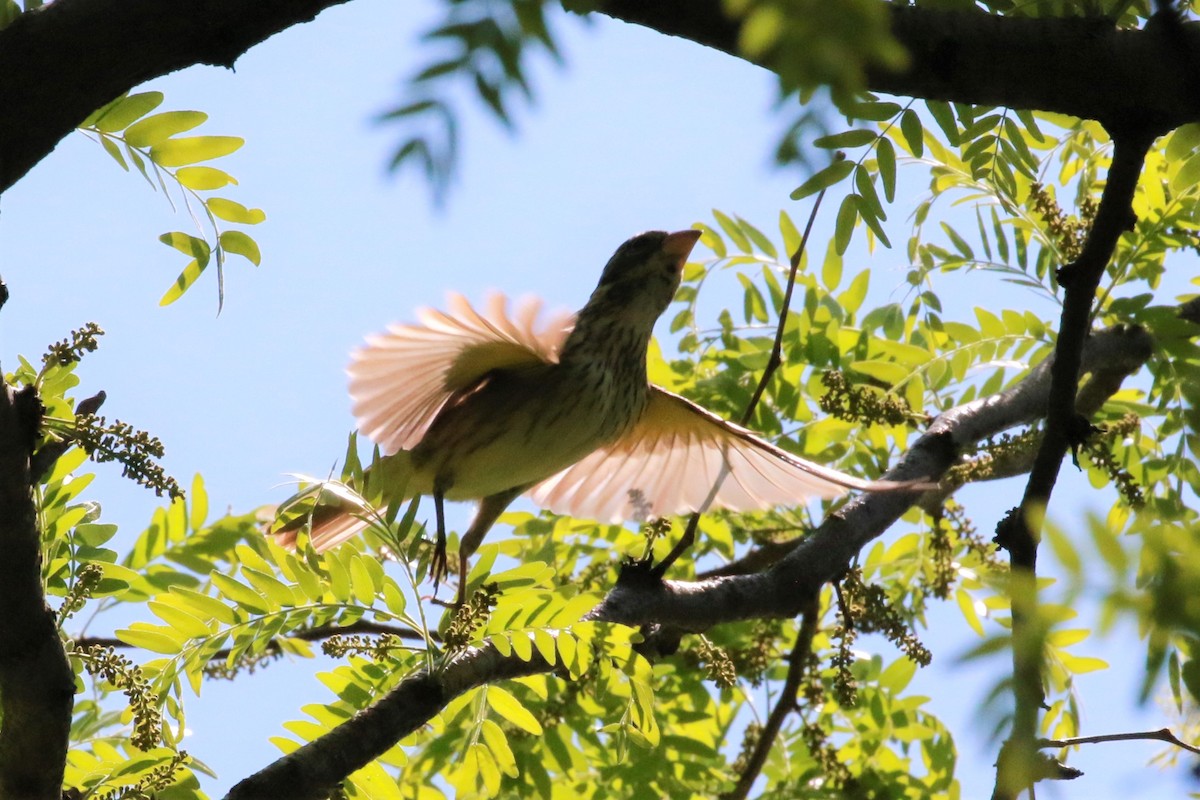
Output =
[
  {"x1": 594, "y1": 2, "x2": 1200, "y2": 136},
  {"x1": 0, "y1": 0, "x2": 352, "y2": 192},
  {"x1": 0, "y1": 383, "x2": 74, "y2": 800},
  {"x1": 5, "y1": 1, "x2": 1200, "y2": 193}
]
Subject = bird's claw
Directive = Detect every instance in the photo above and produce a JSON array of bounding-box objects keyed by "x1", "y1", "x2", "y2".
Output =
[{"x1": 429, "y1": 538, "x2": 450, "y2": 589}]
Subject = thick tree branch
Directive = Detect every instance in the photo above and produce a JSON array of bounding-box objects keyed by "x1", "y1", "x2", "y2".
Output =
[
  {"x1": 700, "y1": 324, "x2": 1154, "y2": 580},
  {"x1": 593, "y1": 2, "x2": 1200, "y2": 136},
  {"x1": 6, "y1": 1, "x2": 1200, "y2": 196},
  {"x1": 0, "y1": 384, "x2": 74, "y2": 800},
  {"x1": 225, "y1": 645, "x2": 553, "y2": 800},
  {"x1": 0, "y1": 0, "x2": 352, "y2": 192}
]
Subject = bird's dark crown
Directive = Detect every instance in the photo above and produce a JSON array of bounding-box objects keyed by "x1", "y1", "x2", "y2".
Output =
[{"x1": 596, "y1": 231, "x2": 671, "y2": 286}]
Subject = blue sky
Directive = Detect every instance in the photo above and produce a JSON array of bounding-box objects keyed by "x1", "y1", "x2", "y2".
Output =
[{"x1": 0, "y1": 1, "x2": 1188, "y2": 797}]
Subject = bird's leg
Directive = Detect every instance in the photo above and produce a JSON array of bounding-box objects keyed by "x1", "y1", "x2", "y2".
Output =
[
  {"x1": 430, "y1": 483, "x2": 449, "y2": 590},
  {"x1": 455, "y1": 485, "x2": 529, "y2": 607}
]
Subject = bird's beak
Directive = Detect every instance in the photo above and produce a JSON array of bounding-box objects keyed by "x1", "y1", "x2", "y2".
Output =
[{"x1": 662, "y1": 229, "x2": 703, "y2": 266}]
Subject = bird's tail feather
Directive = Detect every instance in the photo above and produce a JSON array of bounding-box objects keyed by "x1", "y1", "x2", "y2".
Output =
[{"x1": 271, "y1": 451, "x2": 414, "y2": 552}]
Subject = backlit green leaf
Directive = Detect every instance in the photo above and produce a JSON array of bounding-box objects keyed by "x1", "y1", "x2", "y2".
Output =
[
  {"x1": 91, "y1": 92, "x2": 164, "y2": 133},
  {"x1": 124, "y1": 111, "x2": 208, "y2": 148},
  {"x1": 487, "y1": 686, "x2": 543, "y2": 735},
  {"x1": 150, "y1": 136, "x2": 243, "y2": 167},
  {"x1": 219, "y1": 231, "x2": 261, "y2": 266},
  {"x1": 175, "y1": 166, "x2": 236, "y2": 190},
  {"x1": 208, "y1": 198, "x2": 265, "y2": 225},
  {"x1": 791, "y1": 159, "x2": 853, "y2": 200}
]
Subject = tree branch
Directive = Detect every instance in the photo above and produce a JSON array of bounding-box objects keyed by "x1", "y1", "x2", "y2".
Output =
[
  {"x1": 992, "y1": 130, "x2": 1156, "y2": 800},
  {"x1": 1040, "y1": 727, "x2": 1200, "y2": 757},
  {"x1": 225, "y1": 644, "x2": 553, "y2": 800},
  {"x1": 698, "y1": 323, "x2": 1154, "y2": 580},
  {"x1": 7, "y1": 1, "x2": 1200, "y2": 197},
  {"x1": 0, "y1": 383, "x2": 74, "y2": 800},
  {"x1": 592, "y1": 2, "x2": 1200, "y2": 136},
  {"x1": 0, "y1": 0, "x2": 352, "y2": 192}
]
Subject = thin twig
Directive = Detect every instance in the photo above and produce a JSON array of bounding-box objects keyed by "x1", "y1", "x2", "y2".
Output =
[
  {"x1": 1040, "y1": 728, "x2": 1200, "y2": 757},
  {"x1": 723, "y1": 592, "x2": 821, "y2": 800},
  {"x1": 740, "y1": 187, "x2": 829, "y2": 424},
  {"x1": 655, "y1": 189, "x2": 828, "y2": 576},
  {"x1": 74, "y1": 619, "x2": 432, "y2": 663}
]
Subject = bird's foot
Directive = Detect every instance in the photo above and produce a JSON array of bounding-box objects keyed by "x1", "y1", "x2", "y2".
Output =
[{"x1": 429, "y1": 536, "x2": 450, "y2": 589}]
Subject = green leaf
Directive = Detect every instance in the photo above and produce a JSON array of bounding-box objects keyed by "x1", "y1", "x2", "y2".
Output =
[
  {"x1": 243, "y1": 567, "x2": 298, "y2": 608},
  {"x1": 834, "y1": 193, "x2": 859, "y2": 255},
  {"x1": 124, "y1": 111, "x2": 208, "y2": 148},
  {"x1": 211, "y1": 572, "x2": 273, "y2": 614},
  {"x1": 854, "y1": 166, "x2": 885, "y2": 222},
  {"x1": 149, "y1": 600, "x2": 212, "y2": 639},
  {"x1": 348, "y1": 556, "x2": 377, "y2": 604},
  {"x1": 956, "y1": 588, "x2": 984, "y2": 636},
  {"x1": 91, "y1": 92, "x2": 164, "y2": 133},
  {"x1": 877, "y1": 136, "x2": 896, "y2": 203},
  {"x1": 1170, "y1": 152, "x2": 1200, "y2": 196},
  {"x1": 171, "y1": 587, "x2": 239, "y2": 625},
  {"x1": 900, "y1": 108, "x2": 924, "y2": 157},
  {"x1": 175, "y1": 166, "x2": 237, "y2": 190},
  {"x1": 189, "y1": 474, "x2": 208, "y2": 531},
  {"x1": 813, "y1": 129, "x2": 877, "y2": 150},
  {"x1": 739, "y1": 6, "x2": 784, "y2": 57},
  {"x1": 1182, "y1": 658, "x2": 1200, "y2": 704},
  {"x1": 779, "y1": 211, "x2": 801, "y2": 256},
  {"x1": 737, "y1": 273, "x2": 769, "y2": 323},
  {"x1": 878, "y1": 656, "x2": 916, "y2": 693},
  {"x1": 1057, "y1": 653, "x2": 1108, "y2": 674},
  {"x1": 159, "y1": 259, "x2": 207, "y2": 306},
  {"x1": 846, "y1": 100, "x2": 901, "y2": 121},
  {"x1": 219, "y1": 231, "x2": 261, "y2": 266},
  {"x1": 821, "y1": 240, "x2": 843, "y2": 291},
  {"x1": 487, "y1": 686, "x2": 543, "y2": 735},
  {"x1": 74, "y1": 523, "x2": 118, "y2": 547},
  {"x1": 850, "y1": 359, "x2": 908, "y2": 385},
  {"x1": 99, "y1": 136, "x2": 128, "y2": 170},
  {"x1": 116, "y1": 623, "x2": 184, "y2": 654},
  {"x1": 480, "y1": 719, "x2": 519, "y2": 778},
  {"x1": 159, "y1": 232, "x2": 210, "y2": 260},
  {"x1": 926, "y1": 100, "x2": 959, "y2": 146},
  {"x1": 712, "y1": 209, "x2": 750, "y2": 252},
  {"x1": 854, "y1": 194, "x2": 891, "y2": 247},
  {"x1": 791, "y1": 159, "x2": 853, "y2": 200},
  {"x1": 208, "y1": 198, "x2": 266, "y2": 225},
  {"x1": 940, "y1": 223, "x2": 974, "y2": 259},
  {"x1": 738, "y1": 216, "x2": 778, "y2": 259},
  {"x1": 149, "y1": 136, "x2": 243, "y2": 167},
  {"x1": 837, "y1": 269, "x2": 870, "y2": 314}
]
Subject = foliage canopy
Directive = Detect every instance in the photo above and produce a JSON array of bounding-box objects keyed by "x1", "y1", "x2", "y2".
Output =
[{"x1": 2, "y1": 1, "x2": 1200, "y2": 799}]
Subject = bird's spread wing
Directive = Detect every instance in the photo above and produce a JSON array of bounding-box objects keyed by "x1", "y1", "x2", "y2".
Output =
[
  {"x1": 349, "y1": 292, "x2": 573, "y2": 454},
  {"x1": 528, "y1": 387, "x2": 877, "y2": 523}
]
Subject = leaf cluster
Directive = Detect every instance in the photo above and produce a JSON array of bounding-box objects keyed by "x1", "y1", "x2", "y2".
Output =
[{"x1": 78, "y1": 92, "x2": 265, "y2": 310}]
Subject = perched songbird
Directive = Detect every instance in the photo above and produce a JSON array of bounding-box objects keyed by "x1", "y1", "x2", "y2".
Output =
[{"x1": 276, "y1": 230, "x2": 912, "y2": 603}]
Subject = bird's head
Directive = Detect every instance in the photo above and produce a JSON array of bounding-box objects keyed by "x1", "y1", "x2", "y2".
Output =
[{"x1": 585, "y1": 229, "x2": 702, "y2": 325}]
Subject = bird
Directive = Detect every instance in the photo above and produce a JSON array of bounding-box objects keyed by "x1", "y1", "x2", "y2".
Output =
[{"x1": 274, "y1": 229, "x2": 919, "y2": 604}]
